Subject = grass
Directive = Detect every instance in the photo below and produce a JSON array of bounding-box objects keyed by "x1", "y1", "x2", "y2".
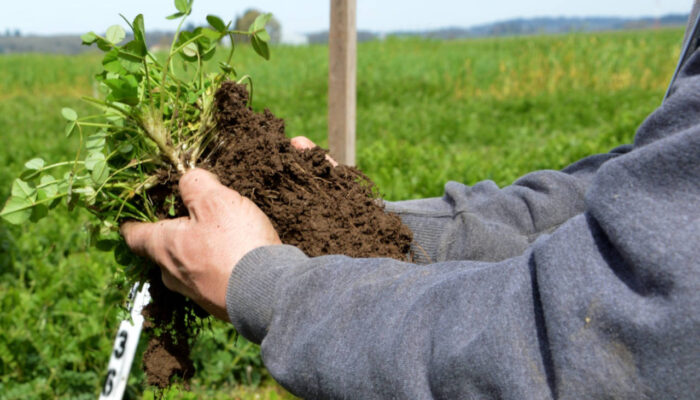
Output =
[{"x1": 0, "y1": 27, "x2": 684, "y2": 398}]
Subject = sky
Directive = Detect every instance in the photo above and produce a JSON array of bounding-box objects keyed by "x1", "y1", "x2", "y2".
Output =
[{"x1": 1, "y1": 0, "x2": 694, "y2": 41}]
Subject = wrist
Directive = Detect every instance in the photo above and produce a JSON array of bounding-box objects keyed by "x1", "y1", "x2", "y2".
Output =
[{"x1": 225, "y1": 245, "x2": 308, "y2": 343}]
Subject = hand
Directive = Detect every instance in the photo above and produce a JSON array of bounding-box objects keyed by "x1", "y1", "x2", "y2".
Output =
[
  {"x1": 290, "y1": 136, "x2": 338, "y2": 167},
  {"x1": 121, "y1": 168, "x2": 281, "y2": 321}
]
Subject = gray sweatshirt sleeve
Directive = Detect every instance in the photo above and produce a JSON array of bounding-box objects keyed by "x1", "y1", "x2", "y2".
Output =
[
  {"x1": 224, "y1": 51, "x2": 700, "y2": 400},
  {"x1": 383, "y1": 145, "x2": 631, "y2": 264}
]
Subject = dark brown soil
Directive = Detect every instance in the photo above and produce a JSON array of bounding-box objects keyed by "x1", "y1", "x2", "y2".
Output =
[
  {"x1": 141, "y1": 81, "x2": 413, "y2": 388},
  {"x1": 209, "y1": 81, "x2": 412, "y2": 258},
  {"x1": 140, "y1": 268, "x2": 201, "y2": 388}
]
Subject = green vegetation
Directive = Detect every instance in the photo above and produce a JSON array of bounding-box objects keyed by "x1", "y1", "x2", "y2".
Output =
[
  {"x1": 0, "y1": 27, "x2": 683, "y2": 398},
  {"x1": 0, "y1": 1, "x2": 273, "y2": 260}
]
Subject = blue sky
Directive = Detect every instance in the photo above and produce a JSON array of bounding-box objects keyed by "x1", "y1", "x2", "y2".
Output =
[{"x1": 1, "y1": 0, "x2": 694, "y2": 40}]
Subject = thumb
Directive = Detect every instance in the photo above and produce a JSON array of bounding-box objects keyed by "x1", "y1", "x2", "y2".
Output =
[{"x1": 179, "y1": 168, "x2": 223, "y2": 221}]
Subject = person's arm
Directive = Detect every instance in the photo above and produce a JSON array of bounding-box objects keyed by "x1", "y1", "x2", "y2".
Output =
[
  {"x1": 383, "y1": 145, "x2": 632, "y2": 264},
  {"x1": 123, "y1": 48, "x2": 700, "y2": 400},
  {"x1": 227, "y1": 80, "x2": 700, "y2": 396}
]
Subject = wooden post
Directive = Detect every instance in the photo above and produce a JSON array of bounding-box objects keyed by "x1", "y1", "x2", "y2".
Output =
[{"x1": 328, "y1": 0, "x2": 357, "y2": 166}]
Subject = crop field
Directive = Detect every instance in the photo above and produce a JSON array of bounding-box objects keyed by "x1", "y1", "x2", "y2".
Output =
[{"x1": 0, "y1": 27, "x2": 683, "y2": 398}]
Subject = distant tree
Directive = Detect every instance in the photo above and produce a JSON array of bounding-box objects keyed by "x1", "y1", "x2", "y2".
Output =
[
  {"x1": 234, "y1": 9, "x2": 281, "y2": 44},
  {"x1": 14, "y1": 29, "x2": 20, "y2": 37}
]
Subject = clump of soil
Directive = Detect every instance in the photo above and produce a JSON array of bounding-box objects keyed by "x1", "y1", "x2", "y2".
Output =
[
  {"x1": 209, "y1": 81, "x2": 412, "y2": 258},
  {"x1": 140, "y1": 268, "x2": 202, "y2": 388},
  {"x1": 142, "y1": 81, "x2": 413, "y2": 388}
]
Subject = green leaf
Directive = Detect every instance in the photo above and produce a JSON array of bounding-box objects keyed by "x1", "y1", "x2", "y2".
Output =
[
  {"x1": 201, "y1": 46, "x2": 216, "y2": 61},
  {"x1": 96, "y1": 235, "x2": 120, "y2": 251},
  {"x1": 251, "y1": 35, "x2": 270, "y2": 60},
  {"x1": 91, "y1": 160, "x2": 110, "y2": 185},
  {"x1": 182, "y1": 42, "x2": 198, "y2": 58},
  {"x1": 200, "y1": 27, "x2": 221, "y2": 40},
  {"x1": 218, "y1": 61, "x2": 235, "y2": 75},
  {"x1": 38, "y1": 175, "x2": 58, "y2": 199},
  {"x1": 252, "y1": 13, "x2": 272, "y2": 33},
  {"x1": 106, "y1": 25, "x2": 126, "y2": 44},
  {"x1": 118, "y1": 144, "x2": 133, "y2": 154},
  {"x1": 256, "y1": 29, "x2": 271, "y2": 43},
  {"x1": 133, "y1": 14, "x2": 146, "y2": 45},
  {"x1": 73, "y1": 186, "x2": 96, "y2": 205},
  {"x1": 65, "y1": 172, "x2": 75, "y2": 210},
  {"x1": 86, "y1": 133, "x2": 107, "y2": 151},
  {"x1": 166, "y1": 12, "x2": 184, "y2": 20},
  {"x1": 24, "y1": 158, "x2": 45, "y2": 170},
  {"x1": 65, "y1": 121, "x2": 76, "y2": 137},
  {"x1": 206, "y1": 15, "x2": 226, "y2": 32},
  {"x1": 30, "y1": 204, "x2": 48, "y2": 223},
  {"x1": 96, "y1": 38, "x2": 112, "y2": 52},
  {"x1": 11, "y1": 179, "x2": 37, "y2": 201},
  {"x1": 103, "y1": 49, "x2": 126, "y2": 74},
  {"x1": 81, "y1": 32, "x2": 98, "y2": 45},
  {"x1": 0, "y1": 196, "x2": 33, "y2": 225},
  {"x1": 85, "y1": 151, "x2": 105, "y2": 170},
  {"x1": 114, "y1": 240, "x2": 136, "y2": 266},
  {"x1": 122, "y1": 40, "x2": 146, "y2": 61},
  {"x1": 61, "y1": 107, "x2": 77, "y2": 121},
  {"x1": 20, "y1": 169, "x2": 40, "y2": 181},
  {"x1": 104, "y1": 75, "x2": 139, "y2": 105},
  {"x1": 174, "y1": 0, "x2": 189, "y2": 14}
]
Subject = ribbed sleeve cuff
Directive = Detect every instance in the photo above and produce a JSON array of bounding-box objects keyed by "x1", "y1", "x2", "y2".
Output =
[
  {"x1": 226, "y1": 244, "x2": 308, "y2": 343},
  {"x1": 384, "y1": 200, "x2": 453, "y2": 264}
]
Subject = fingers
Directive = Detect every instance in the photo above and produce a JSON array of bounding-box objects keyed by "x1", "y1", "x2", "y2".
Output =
[
  {"x1": 122, "y1": 218, "x2": 191, "y2": 295},
  {"x1": 290, "y1": 136, "x2": 339, "y2": 167},
  {"x1": 121, "y1": 220, "x2": 157, "y2": 257},
  {"x1": 290, "y1": 136, "x2": 317, "y2": 151},
  {"x1": 121, "y1": 218, "x2": 186, "y2": 266}
]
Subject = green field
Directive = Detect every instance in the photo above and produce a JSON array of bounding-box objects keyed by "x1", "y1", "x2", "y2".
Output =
[{"x1": 0, "y1": 27, "x2": 684, "y2": 398}]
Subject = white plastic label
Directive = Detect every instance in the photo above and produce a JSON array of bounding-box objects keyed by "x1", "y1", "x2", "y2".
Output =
[{"x1": 99, "y1": 282, "x2": 151, "y2": 400}]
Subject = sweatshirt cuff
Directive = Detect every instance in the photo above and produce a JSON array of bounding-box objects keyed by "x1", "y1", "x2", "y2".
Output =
[
  {"x1": 226, "y1": 244, "x2": 309, "y2": 343},
  {"x1": 384, "y1": 199, "x2": 453, "y2": 264}
]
